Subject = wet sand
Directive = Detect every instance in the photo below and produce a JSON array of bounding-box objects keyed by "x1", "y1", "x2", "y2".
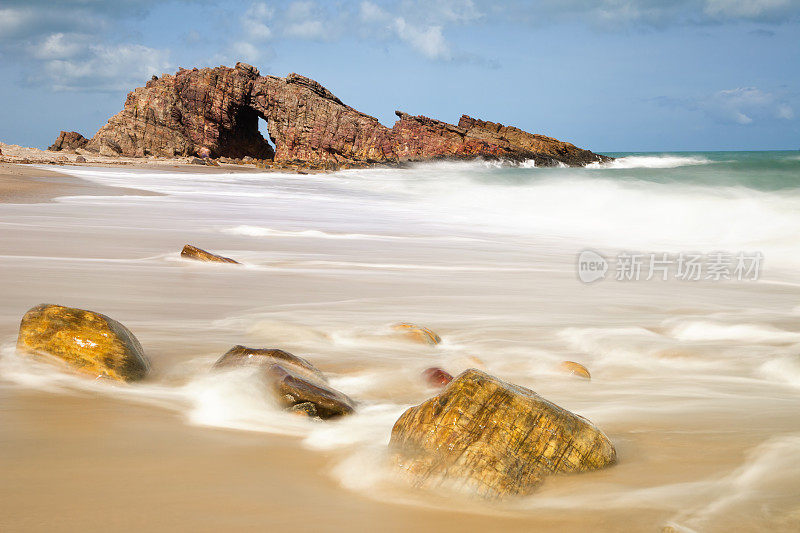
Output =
[{"x1": 0, "y1": 163, "x2": 156, "y2": 203}]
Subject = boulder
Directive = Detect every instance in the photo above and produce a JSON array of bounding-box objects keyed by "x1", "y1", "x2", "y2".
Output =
[
  {"x1": 75, "y1": 155, "x2": 87, "y2": 163},
  {"x1": 560, "y1": 361, "x2": 591, "y2": 379},
  {"x1": 422, "y1": 367, "x2": 453, "y2": 387},
  {"x1": 180, "y1": 244, "x2": 239, "y2": 263},
  {"x1": 392, "y1": 323, "x2": 441, "y2": 345},
  {"x1": 213, "y1": 345, "x2": 355, "y2": 419},
  {"x1": 16, "y1": 304, "x2": 150, "y2": 382},
  {"x1": 214, "y1": 345, "x2": 326, "y2": 382},
  {"x1": 48, "y1": 131, "x2": 89, "y2": 152},
  {"x1": 389, "y1": 369, "x2": 616, "y2": 498}
]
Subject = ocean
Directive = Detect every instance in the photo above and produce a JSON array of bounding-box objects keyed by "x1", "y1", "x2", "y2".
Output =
[{"x1": 1, "y1": 152, "x2": 799, "y2": 532}]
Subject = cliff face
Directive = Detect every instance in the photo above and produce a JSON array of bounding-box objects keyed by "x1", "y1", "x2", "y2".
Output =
[{"x1": 83, "y1": 63, "x2": 608, "y2": 167}]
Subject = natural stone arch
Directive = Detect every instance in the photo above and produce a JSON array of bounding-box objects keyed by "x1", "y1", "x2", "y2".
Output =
[{"x1": 80, "y1": 62, "x2": 609, "y2": 167}]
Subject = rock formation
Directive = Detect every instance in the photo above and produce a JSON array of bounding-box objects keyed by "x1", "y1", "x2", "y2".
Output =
[
  {"x1": 81, "y1": 63, "x2": 608, "y2": 167},
  {"x1": 180, "y1": 244, "x2": 239, "y2": 263},
  {"x1": 389, "y1": 369, "x2": 616, "y2": 498},
  {"x1": 16, "y1": 304, "x2": 150, "y2": 382},
  {"x1": 213, "y1": 345, "x2": 355, "y2": 419},
  {"x1": 48, "y1": 131, "x2": 89, "y2": 152}
]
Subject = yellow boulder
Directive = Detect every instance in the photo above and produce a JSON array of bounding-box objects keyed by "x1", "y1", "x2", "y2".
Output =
[
  {"x1": 389, "y1": 369, "x2": 616, "y2": 498},
  {"x1": 16, "y1": 304, "x2": 150, "y2": 382}
]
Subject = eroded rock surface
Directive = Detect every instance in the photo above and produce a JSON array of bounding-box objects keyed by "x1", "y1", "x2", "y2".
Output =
[
  {"x1": 48, "y1": 131, "x2": 89, "y2": 152},
  {"x1": 389, "y1": 369, "x2": 616, "y2": 498},
  {"x1": 180, "y1": 244, "x2": 239, "y2": 263},
  {"x1": 213, "y1": 345, "x2": 355, "y2": 419},
  {"x1": 16, "y1": 304, "x2": 150, "y2": 382},
  {"x1": 85, "y1": 63, "x2": 608, "y2": 167}
]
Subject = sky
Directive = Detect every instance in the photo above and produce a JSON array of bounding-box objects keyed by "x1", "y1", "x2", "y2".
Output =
[{"x1": 0, "y1": 0, "x2": 798, "y2": 152}]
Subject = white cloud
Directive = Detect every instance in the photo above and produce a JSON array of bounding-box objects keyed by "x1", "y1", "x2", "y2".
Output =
[
  {"x1": 29, "y1": 32, "x2": 88, "y2": 60},
  {"x1": 704, "y1": 0, "x2": 791, "y2": 18},
  {"x1": 230, "y1": 41, "x2": 263, "y2": 63},
  {"x1": 0, "y1": 8, "x2": 34, "y2": 36},
  {"x1": 359, "y1": 1, "x2": 389, "y2": 23},
  {"x1": 777, "y1": 104, "x2": 794, "y2": 120},
  {"x1": 37, "y1": 43, "x2": 171, "y2": 91},
  {"x1": 244, "y1": 20, "x2": 273, "y2": 40},
  {"x1": 242, "y1": 3, "x2": 273, "y2": 40},
  {"x1": 706, "y1": 87, "x2": 795, "y2": 125},
  {"x1": 247, "y1": 2, "x2": 274, "y2": 20},
  {"x1": 427, "y1": 0, "x2": 482, "y2": 23},
  {"x1": 393, "y1": 18, "x2": 451, "y2": 60},
  {"x1": 284, "y1": 20, "x2": 328, "y2": 39}
]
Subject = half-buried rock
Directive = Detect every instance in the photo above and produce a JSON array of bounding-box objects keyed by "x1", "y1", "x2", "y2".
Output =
[
  {"x1": 16, "y1": 304, "x2": 150, "y2": 382},
  {"x1": 560, "y1": 360, "x2": 591, "y2": 380},
  {"x1": 392, "y1": 323, "x2": 441, "y2": 345},
  {"x1": 389, "y1": 369, "x2": 616, "y2": 499},
  {"x1": 213, "y1": 345, "x2": 355, "y2": 419},
  {"x1": 180, "y1": 244, "x2": 239, "y2": 264}
]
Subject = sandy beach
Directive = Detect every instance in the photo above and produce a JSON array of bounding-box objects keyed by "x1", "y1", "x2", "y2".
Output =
[{"x1": 1, "y1": 155, "x2": 799, "y2": 532}]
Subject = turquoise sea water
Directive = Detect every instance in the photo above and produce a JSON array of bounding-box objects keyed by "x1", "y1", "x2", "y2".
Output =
[{"x1": 597, "y1": 151, "x2": 800, "y2": 190}]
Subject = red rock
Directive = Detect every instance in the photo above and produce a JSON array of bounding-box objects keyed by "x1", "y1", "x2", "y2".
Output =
[
  {"x1": 48, "y1": 131, "x2": 88, "y2": 152},
  {"x1": 83, "y1": 63, "x2": 609, "y2": 167},
  {"x1": 422, "y1": 367, "x2": 453, "y2": 387}
]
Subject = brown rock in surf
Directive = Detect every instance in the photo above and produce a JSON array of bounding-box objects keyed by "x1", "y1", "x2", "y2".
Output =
[
  {"x1": 422, "y1": 367, "x2": 453, "y2": 387},
  {"x1": 180, "y1": 244, "x2": 239, "y2": 263},
  {"x1": 389, "y1": 369, "x2": 616, "y2": 498},
  {"x1": 213, "y1": 345, "x2": 355, "y2": 419},
  {"x1": 16, "y1": 304, "x2": 150, "y2": 382},
  {"x1": 83, "y1": 63, "x2": 609, "y2": 167}
]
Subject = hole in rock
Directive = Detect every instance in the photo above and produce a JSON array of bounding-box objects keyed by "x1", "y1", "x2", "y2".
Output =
[{"x1": 258, "y1": 116, "x2": 276, "y2": 154}]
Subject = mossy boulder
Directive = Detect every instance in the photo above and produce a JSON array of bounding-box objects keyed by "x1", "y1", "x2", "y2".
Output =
[
  {"x1": 389, "y1": 369, "x2": 616, "y2": 498},
  {"x1": 213, "y1": 345, "x2": 355, "y2": 419},
  {"x1": 16, "y1": 304, "x2": 150, "y2": 382}
]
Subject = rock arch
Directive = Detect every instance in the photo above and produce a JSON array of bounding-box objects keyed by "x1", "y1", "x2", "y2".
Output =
[{"x1": 82, "y1": 62, "x2": 608, "y2": 167}]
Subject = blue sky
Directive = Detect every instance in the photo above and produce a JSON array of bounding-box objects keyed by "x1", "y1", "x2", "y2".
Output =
[{"x1": 0, "y1": 0, "x2": 798, "y2": 152}]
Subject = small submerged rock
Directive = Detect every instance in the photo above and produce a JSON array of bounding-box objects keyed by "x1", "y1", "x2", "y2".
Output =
[
  {"x1": 392, "y1": 323, "x2": 441, "y2": 345},
  {"x1": 560, "y1": 360, "x2": 591, "y2": 380},
  {"x1": 213, "y1": 345, "x2": 355, "y2": 419},
  {"x1": 16, "y1": 304, "x2": 150, "y2": 382},
  {"x1": 422, "y1": 367, "x2": 453, "y2": 387},
  {"x1": 180, "y1": 244, "x2": 239, "y2": 264},
  {"x1": 389, "y1": 369, "x2": 616, "y2": 498}
]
